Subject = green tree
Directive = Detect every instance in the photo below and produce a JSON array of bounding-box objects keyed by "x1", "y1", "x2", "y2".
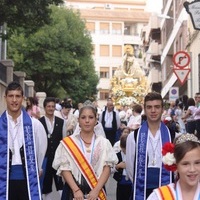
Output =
[
  {"x1": 8, "y1": 6, "x2": 99, "y2": 103},
  {"x1": 0, "y1": 0, "x2": 63, "y2": 36}
]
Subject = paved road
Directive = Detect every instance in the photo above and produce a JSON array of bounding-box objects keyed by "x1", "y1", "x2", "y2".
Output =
[
  {"x1": 106, "y1": 175, "x2": 117, "y2": 200},
  {"x1": 43, "y1": 175, "x2": 117, "y2": 200}
]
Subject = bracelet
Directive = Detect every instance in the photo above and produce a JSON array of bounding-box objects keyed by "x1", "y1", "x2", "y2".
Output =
[{"x1": 74, "y1": 188, "x2": 80, "y2": 193}]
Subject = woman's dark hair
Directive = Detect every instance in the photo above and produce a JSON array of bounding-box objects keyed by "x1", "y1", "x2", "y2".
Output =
[
  {"x1": 187, "y1": 98, "x2": 195, "y2": 107},
  {"x1": 120, "y1": 134, "x2": 128, "y2": 149},
  {"x1": 132, "y1": 104, "x2": 143, "y2": 114},
  {"x1": 26, "y1": 97, "x2": 35, "y2": 111},
  {"x1": 61, "y1": 102, "x2": 72, "y2": 109}
]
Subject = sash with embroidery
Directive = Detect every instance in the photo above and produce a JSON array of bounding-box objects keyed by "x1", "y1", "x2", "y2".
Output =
[
  {"x1": 62, "y1": 136, "x2": 106, "y2": 200},
  {"x1": 0, "y1": 109, "x2": 41, "y2": 200},
  {"x1": 133, "y1": 121, "x2": 172, "y2": 200},
  {"x1": 155, "y1": 185, "x2": 175, "y2": 200}
]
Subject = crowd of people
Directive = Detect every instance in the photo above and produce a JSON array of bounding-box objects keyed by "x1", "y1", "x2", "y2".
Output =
[{"x1": 1, "y1": 81, "x2": 200, "y2": 200}]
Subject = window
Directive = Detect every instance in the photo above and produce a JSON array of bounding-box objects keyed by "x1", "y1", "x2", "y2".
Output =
[
  {"x1": 112, "y1": 45, "x2": 122, "y2": 57},
  {"x1": 124, "y1": 26, "x2": 131, "y2": 35},
  {"x1": 100, "y1": 23, "x2": 109, "y2": 34},
  {"x1": 99, "y1": 90, "x2": 110, "y2": 100},
  {"x1": 100, "y1": 45, "x2": 109, "y2": 56},
  {"x1": 112, "y1": 67, "x2": 117, "y2": 76},
  {"x1": 86, "y1": 22, "x2": 95, "y2": 34},
  {"x1": 112, "y1": 23, "x2": 122, "y2": 35},
  {"x1": 100, "y1": 67, "x2": 109, "y2": 78}
]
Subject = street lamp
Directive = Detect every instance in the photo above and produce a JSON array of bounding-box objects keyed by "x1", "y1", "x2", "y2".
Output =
[{"x1": 184, "y1": 0, "x2": 200, "y2": 30}]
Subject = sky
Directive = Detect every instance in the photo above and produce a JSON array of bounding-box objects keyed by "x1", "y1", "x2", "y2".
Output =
[{"x1": 145, "y1": 0, "x2": 163, "y2": 14}]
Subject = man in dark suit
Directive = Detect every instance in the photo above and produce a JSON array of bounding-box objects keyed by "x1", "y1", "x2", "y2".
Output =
[
  {"x1": 99, "y1": 99, "x2": 120, "y2": 146},
  {"x1": 39, "y1": 97, "x2": 67, "y2": 199}
]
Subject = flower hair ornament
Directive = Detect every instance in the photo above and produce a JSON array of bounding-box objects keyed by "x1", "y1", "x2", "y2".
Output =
[
  {"x1": 162, "y1": 133, "x2": 200, "y2": 172},
  {"x1": 162, "y1": 142, "x2": 177, "y2": 172}
]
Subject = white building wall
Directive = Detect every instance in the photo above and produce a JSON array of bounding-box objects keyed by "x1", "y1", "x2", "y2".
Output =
[{"x1": 187, "y1": 32, "x2": 200, "y2": 97}]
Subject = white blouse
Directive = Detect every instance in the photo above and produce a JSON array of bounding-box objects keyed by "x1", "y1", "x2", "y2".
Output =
[
  {"x1": 147, "y1": 181, "x2": 200, "y2": 200},
  {"x1": 52, "y1": 133, "x2": 118, "y2": 184}
]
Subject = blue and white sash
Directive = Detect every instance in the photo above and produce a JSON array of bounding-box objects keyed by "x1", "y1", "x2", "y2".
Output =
[
  {"x1": 0, "y1": 109, "x2": 41, "y2": 200},
  {"x1": 133, "y1": 121, "x2": 172, "y2": 200}
]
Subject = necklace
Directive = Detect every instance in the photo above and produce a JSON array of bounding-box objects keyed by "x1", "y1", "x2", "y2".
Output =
[
  {"x1": 9, "y1": 120, "x2": 21, "y2": 155},
  {"x1": 149, "y1": 136, "x2": 160, "y2": 166},
  {"x1": 85, "y1": 146, "x2": 91, "y2": 153},
  {"x1": 80, "y1": 136, "x2": 92, "y2": 145},
  {"x1": 79, "y1": 134, "x2": 96, "y2": 160}
]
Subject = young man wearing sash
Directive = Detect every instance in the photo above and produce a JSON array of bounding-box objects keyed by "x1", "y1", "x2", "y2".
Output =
[
  {"x1": 126, "y1": 92, "x2": 175, "y2": 200},
  {"x1": 53, "y1": 103, "x2": 118, "y2": 200},
  {"x1": 0, "y1": 81, "x2": 47, "y2": 200}
]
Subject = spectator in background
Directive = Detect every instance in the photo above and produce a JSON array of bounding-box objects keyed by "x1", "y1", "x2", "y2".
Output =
[
  {"x1": 182, "y1": 94, "x2": 188, "y2": 111},
  {"x1": 54, "y1": 102, "x2": 77, "y2": 135},
  {"x1": 73, "y1": 102, "x2": 83, "y2": 119},
  {"x1": 182, "y1": 97, "x2": 196, "y2": 134},
  {"x1": 113, "y1": 126, "x2": 130, "y2": 154},
  {"x1": 167, "y1": 101, "x2": 176, "y2": 119},
  {"x1": 113, "y1": 134, "x2": 132, "y2": 200},
  {"x1": 174, "y1": 102, "x2": 186, "y2": 134},
  {"x1": 92, "y1": 100, "x2": 102, "y2": 120},
  {"x1": 26, "y1": 96, "x2": 41, "y2": 119},
  {"x1": 127, "y1": 104, "x2": 143, "y2": 131},
  {"x1": 193, "y1": 92, "x2": 200, "y2": 139},
  {"x1": 39, "y1": 97, "x2": 66, "y2": 199},
  {"x1": 55, "y1": 98, "x2": 62, "y2": 111},
  {"x1": 99, "y1": 100, "x2": 120, "y2": 146}
]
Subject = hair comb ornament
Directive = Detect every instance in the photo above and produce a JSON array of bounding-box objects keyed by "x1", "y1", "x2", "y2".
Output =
[
  {"x1": 83, "y1": 100, "x2": 96, "y2": 109},
  {"x1": 176, "y1": 133, "x2": 200, "y2": 145}
]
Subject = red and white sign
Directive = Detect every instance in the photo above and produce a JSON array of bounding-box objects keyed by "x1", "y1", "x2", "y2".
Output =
[
  {"x1": 173, "y1": 68, "x2": 191, "y2": 85},
  {"x1": 172, "y1": 51, "x2": 190, "y2": 68}
]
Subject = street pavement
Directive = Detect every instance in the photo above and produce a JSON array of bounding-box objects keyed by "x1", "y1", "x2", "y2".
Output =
[{"x1": 106, "y1": 175, "x2": 117, "y2": 200}]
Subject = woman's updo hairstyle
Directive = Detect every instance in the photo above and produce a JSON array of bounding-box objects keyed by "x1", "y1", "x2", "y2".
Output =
[{"x1": 79, "y1": 100, "x2": 97, "y2": 117}]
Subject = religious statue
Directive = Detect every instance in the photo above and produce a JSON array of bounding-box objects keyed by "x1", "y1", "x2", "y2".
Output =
[
  {"x1": 123, "y1": 44, "x2": 135, "y2": 76},
  {"x1": 110, "y1": 44, "x2": 149, "y2": 106}
]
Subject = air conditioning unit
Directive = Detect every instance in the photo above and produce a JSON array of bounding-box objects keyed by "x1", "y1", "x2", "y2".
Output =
[{"x1": 105, "y1": 4, "x2": 111, "y2": 9}]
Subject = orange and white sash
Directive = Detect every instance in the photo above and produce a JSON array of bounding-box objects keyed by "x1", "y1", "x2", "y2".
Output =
[
  {"x1": 62, "y1": 136, "x2": 106, "y2": 200},
  {"x1": 155, "y1": 185, "x2": 175, "y2": 200}
]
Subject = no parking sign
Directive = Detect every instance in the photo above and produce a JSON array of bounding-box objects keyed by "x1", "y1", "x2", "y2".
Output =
[{"x1": 172, "y1": 51, "x2": 190, "y2": 68}]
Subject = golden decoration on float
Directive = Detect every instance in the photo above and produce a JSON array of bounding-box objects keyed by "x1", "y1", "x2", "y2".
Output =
[{"x1": 110, "y1": 44, "x2": 149, "y2": 106}]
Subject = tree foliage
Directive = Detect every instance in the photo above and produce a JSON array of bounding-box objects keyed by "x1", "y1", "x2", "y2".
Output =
[
  {"x1": 8, "y1": 6, "x2": 99, "y2": 103},
  {"x1": 0, "y1": 0, "x2": 63, "y2": 36}
]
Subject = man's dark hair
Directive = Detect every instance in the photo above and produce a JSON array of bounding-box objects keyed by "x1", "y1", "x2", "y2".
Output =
[
  {"x1": 61, "y1": 102, "x2": 72, "y2": 109},
  {"x1": 43, "y1": 97, "x2": 56, "y2": 108},
  {"x1": 5, "y1": 81, "x2": 23, "y2": 96},
  {"x1": 144, "y1": 92, "x2": 163, "y2": 107}
]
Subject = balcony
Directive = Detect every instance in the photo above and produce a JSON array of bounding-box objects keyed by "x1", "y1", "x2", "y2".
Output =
[{"x1": 147, "y1": 42, "x2": 161, "y2": 56}]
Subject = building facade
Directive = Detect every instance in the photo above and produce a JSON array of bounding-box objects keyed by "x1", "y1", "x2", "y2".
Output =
[
  {"x1": 143, "y1": 0, "x2": 190, "y2": 101},
  {"x1": 64, "y1": 0, "x2": 150, "y2": 108}
]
